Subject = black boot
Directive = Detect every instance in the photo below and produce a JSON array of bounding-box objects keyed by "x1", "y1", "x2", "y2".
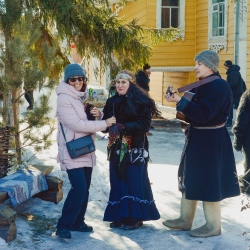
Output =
[
  {"x1": 110, "y1": 222, "x2": 124, "y2": 228},
  {"x1": 71, "y1": 222, "x2": 93, "y2": 232},
  {"x1": 55, "y1": 228, "x2": 71, "y2": 239},
  {"x1": 124, "y1": 220, "x2": 143, "y2": 230}
]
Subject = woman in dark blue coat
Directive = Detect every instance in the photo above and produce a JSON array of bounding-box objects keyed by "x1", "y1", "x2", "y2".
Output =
[
  {"x1": 163, "y1": 50, "x2": 240, "y2": 238},
  {"x1": 102, "y1": 70, "x2": 160, "y2": 230}
]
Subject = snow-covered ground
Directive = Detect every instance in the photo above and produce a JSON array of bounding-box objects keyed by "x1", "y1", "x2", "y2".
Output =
[{"x1": 0, "y1": 89, "x2": 249, "y2": 250}]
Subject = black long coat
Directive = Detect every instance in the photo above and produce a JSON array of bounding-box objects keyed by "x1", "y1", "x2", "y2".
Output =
[
  {"x1": 177, "y1": 76, "x2": 240, "y2": 201},
  {"x1": 136, "y1": 70, "x2": 150, "y2": 92},
  {"x1": 226, "y1": 65, "x2": 244, "y2": 97}
]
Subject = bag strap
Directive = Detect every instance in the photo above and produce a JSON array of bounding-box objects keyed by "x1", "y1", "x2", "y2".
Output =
[
  {"x1": 59, "y1": 122, "x2": 93, "y2": 142},
  {"x1": 177, "y1": 76, "x2": 220, "y2": 93},
  {"x1": 59, "y1": 123, "x2": 67, "y2": 143}
]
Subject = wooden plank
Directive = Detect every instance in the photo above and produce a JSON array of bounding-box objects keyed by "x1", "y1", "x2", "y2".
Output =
[
  {"x1": 46, "y1": 176, "x2": 63, "y2": 191},
  {"x1": 27, "y1": 165, "x2": 54, "y2": 176},
  {"x1": 34, "y1": 189, "x2": 63, "y2": 204},
  {"x1": 0, "y1": 222, "x2": 17, "y2": 242},
  {"x1": 0, "y1": 205, "x2": 16, "y2": 225},
  {"x1": 0, "y1": 192, "x2": 8, "y2": 204}
]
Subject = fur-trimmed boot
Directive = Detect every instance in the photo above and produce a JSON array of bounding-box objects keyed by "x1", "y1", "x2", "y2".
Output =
[
  {"x1": 190, "y1": 201, "x2": 221, "y2": 237},
  {"x1": 162, "y1": 194, "x2": 197, "y2": 230}
]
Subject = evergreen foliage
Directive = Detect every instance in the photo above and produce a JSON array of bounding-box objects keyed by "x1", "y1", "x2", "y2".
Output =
[
  {"x1": 0, "y1": 2, "x2": 67, "y2": 164},
  {"x1": 33, "y1": 0, "x2": 180, "y2": 71}
]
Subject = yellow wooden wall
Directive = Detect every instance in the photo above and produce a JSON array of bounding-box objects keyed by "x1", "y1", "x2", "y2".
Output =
[
  {"x1": 118, "y1": 0, "x2": 198, "y2": 106},
  {"x1": 149, "y1": 72, "x2": 163, "y2": 103},
  {"x1": 214, "y1": 2, "x2": 235, "y2": 82},
  {"x1": 118, "y1": 0, "x2": 196, "y2": 67},
  {"x1": 118, "y1": 1, "x2": 147, "y2": 26},
  {"x1": 162, "y1": 72, "x2": 190, "y2": 107},
  {"x1": 150, "y1": 1, "x2": 196, "y2": 67},
  {"x1": 195, "y1": 1, "x2": 242, "y2": 84},
  {"x1": 195, "y1": 1, "x2": 207, "y2": 54}
]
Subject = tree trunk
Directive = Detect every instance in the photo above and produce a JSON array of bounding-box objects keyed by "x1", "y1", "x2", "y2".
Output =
[
  {"x1": 12, "y1": 90, "x2": 21, "y2": 163},
  {"x1": 2, "y1": 96, "x2": 8, "y2": 126}
]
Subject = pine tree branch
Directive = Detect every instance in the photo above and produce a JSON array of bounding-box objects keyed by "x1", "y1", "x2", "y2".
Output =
[
  {"x1": 25, "y1": 152, "x2": 37, "y2": 163},
  {"x1": 18, "y1": 112, "x2": 48, "y2": 134},
  {"x1": 15, "y1": 90, "x2": 31, "y2": 102},
  {"x1": 21, "y1": 138, "x2": 44, "y2": 148}
]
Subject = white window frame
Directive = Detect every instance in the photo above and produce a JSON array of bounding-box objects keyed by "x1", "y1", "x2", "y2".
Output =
[
  {"x1": 208, "y1": 0, "x2": 228, "y2": 52},
  {"x1": 156, "y1": 0, "x2": 186, "y2": 41}
]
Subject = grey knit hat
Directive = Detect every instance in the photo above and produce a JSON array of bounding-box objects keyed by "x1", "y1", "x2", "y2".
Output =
[
  {"x1": 194, "y1": 50, "x2": 219, "y2": 72},
  {"x1": 64, "y1": 64, "x2": 85, "y2": 82}
]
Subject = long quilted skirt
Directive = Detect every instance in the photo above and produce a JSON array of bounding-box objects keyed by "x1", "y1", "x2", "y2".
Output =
[{"x1": 103, "y1": 162, "x2": 160, "y2": 222}]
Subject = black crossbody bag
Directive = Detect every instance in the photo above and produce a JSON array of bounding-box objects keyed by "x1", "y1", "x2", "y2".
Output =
[{"x1": 60, "y1": 123, "x2": 95, "y2": 159}]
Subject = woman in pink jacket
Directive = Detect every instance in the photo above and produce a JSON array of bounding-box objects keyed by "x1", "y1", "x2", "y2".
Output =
[{"x1": 55, "y1": 64, "x2": 115, "y2": 240}]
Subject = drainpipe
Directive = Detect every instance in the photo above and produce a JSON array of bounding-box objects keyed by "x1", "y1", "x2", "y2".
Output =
[{"x1": 234, "y1": 1, "x2": 240, "y2": 64}]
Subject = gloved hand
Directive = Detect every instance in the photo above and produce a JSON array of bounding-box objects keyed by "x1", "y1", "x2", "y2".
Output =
[
  {"x1": 233, "y1": 136, "x2": 243, "y2": 151},
  {"x1": 112, "y1": 123, "x2": 126, "y2": 131}
]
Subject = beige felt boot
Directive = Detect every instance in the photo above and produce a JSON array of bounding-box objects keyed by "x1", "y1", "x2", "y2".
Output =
[
  {"x1": 190, "y1": 201, "x2": 221, "y2": 237},
  {"x1": 162, "y1": 194, "x2": 198, "y2": 230}
]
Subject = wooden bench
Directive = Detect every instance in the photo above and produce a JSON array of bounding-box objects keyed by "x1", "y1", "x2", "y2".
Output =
[{"x1": 0, "y1": 165, "x2": 63, "y2": 242}]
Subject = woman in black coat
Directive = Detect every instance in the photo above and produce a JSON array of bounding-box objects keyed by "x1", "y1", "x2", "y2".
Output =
[
  {"x1": 102, "y1": 70, "x2": 160, "y2": 230},
  {"x1": 233, "y1": 89, "x2": 250, "y2": 192},
  {"x1": 163, "y1": 50, "x2": 240, "y2": 238}
]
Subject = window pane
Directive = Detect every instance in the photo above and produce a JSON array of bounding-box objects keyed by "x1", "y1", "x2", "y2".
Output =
[
  {"x1": 212, "y1": 13, "x2": 218, "y2": 28},
  {"x1": 213, "y1": 5, "x2": 218, "y2": 11},
  {"x1": 219, "y1": 11, "x2": 224, "y2": 26},
  {"x1": 219, "y1": 28, "x2": 224, "y2": 36},
  {"x1": 212, "y1": 1, "x2": 225, "y2": 37},
  {"x1": 162, "y1": 0, "x2": 178, "y2": 7},
  {"x1": 171, "y1": 8, "x2": 179, "y2": 27},
  {"x1": 212, "y1": 29, "x2": 218, "y2": 36},
  {"x1": 219, "y1": 4, "x2": 224, "y2": 11},
  {"x1": 212, "y1": 0, "x2": 224, "y2": 3},
  {"x1": 162, "y1": 8, "x2": 170, "y2": 28}
]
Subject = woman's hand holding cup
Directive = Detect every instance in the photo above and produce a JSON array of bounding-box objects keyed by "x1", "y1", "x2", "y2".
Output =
[{"x1": 90, "y1": 107, "x2": 101, "y2": 119}]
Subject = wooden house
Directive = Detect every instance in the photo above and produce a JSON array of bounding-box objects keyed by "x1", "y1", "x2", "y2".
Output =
[{"x1": 112, "y1": 0, "x2": 250, "y2": 107}]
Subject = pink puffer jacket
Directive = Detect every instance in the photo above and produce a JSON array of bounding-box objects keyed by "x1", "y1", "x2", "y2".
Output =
[{"x1": 56, "y1": 81, "x2": 107, "y2": 171}]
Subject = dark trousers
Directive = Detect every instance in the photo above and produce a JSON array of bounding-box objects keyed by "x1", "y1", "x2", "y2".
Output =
[
  {"x1": 57, "y1": 167, "x2": 93, "y2": 230},
  {"x1": 227, "y1": 95, "x2": 241, "y2": 125},
  {"x1": 24, "y1": 90, "x2": 34, "y2": 108}
]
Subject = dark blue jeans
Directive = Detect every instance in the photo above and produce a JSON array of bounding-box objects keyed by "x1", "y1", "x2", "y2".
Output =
[
  {"x1": 57, "y1": 167, "x2": 93, "y2": 230},
  {"x1": 227, "y1": 96, "x2": 241, "y2": 125}
]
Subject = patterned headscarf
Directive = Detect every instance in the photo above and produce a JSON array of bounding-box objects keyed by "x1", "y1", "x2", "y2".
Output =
[{"x1": 115, "y1": 70, "x2": 136, "y2": 84}]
